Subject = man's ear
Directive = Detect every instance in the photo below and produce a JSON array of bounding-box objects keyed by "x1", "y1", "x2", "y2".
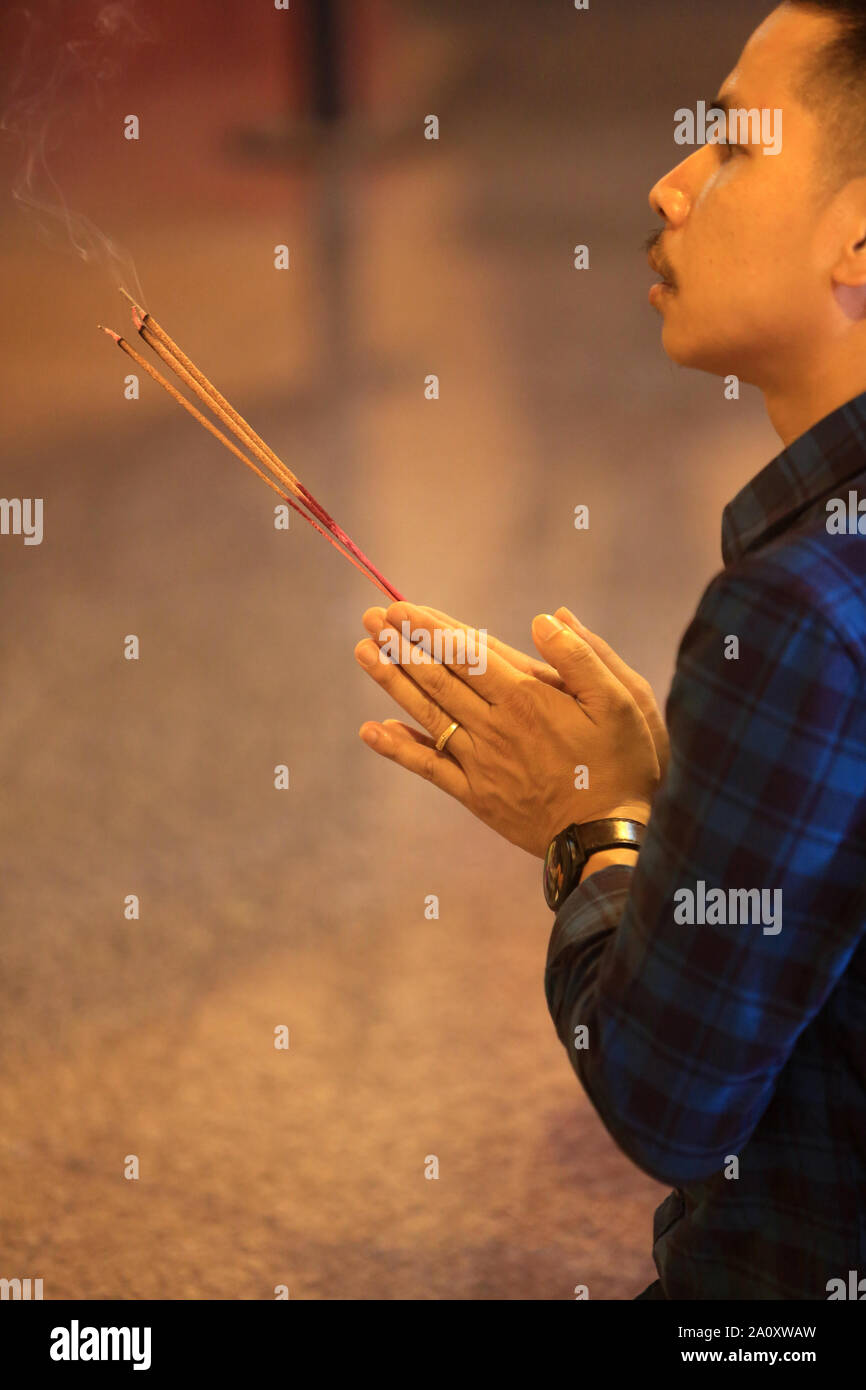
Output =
[
  {"x1": 838, "y1": 222, "x2": 866, "y2": 271},
  {"x1": 830, "y1": 178, "x2": 866, "y2": 281},
  {"x1": 833, "y1": 242, "x2": 866, "y2": 321},
  {"x1": 827, "y1": 179, "x2": 866, "y2": 319}
]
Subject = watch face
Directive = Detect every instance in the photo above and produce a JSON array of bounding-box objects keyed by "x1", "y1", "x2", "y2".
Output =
[{"x1": 543, "y1": 833, "x2": 575, "y2": 910}]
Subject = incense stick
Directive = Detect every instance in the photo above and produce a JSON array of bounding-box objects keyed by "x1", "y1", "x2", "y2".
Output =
[
  {"x1": 135, "y1": 318, "x2": 304, "y2": 504},
  {"x1": 118, "y1": 289, "x2": 404, "y2": 602},
  {"x1": 122, "y1": 291, "x2": 304, "y2": 494},
  {"x1": 98, "y1": 327, "x2": 397, "y2": 597}
]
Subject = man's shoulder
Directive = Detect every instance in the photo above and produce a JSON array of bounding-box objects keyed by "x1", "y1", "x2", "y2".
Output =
[{"x1": 696, "y1": 523, "x2": 866, "y2": 675}]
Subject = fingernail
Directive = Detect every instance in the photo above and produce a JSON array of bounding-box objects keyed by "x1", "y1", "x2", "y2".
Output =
[
  {"x1": 361, "y1": 726, "x2": 380, "y2": 746},
  {"x1": 535, "y1": 614, "x2": 564, "y2": 638},
  {"x1": 558, "y1": 607, "x2": 581, "y2": 626},
  {"x1": 356, "y1": 641, "x2": 379, "y2": 666}
]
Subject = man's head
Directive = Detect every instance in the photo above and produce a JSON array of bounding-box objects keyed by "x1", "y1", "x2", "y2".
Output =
[{"x1": 648, "y1": 3, "x2": 866, "y2": 401}]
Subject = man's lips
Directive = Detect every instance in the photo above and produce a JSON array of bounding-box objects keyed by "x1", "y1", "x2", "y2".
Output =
[
  {"x1": 647, "y1": 245, "x2": 677, "y2": 309},
  {"x1": 647, "y1": 247, "x2": 676, "y2": 289}
]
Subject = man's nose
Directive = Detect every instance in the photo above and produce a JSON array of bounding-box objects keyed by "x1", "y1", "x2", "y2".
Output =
[{"x1": 648, "y1": 159, "x2": 695, "y2": 227}]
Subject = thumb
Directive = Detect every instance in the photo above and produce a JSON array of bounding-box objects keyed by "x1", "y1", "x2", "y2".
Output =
[{"x1": 531, "y1": 613, "x2": 629, "y2": 713}]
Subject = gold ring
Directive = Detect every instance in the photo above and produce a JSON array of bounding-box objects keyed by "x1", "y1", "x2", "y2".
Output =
[{"x1": 435, "y1": 720, "x2": 460, "y2": 753}]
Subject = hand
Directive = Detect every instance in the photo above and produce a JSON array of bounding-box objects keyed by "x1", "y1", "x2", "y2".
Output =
[
  {"x1": 354, "y1": 602, "x2": 661, "y2": 858},
  {"x1": 362, "y1": 602, "x2": 670, "y2": 782},
  {"x1": 361, "y1": 603, "x2": 567, "y2": 687},
  {"x1": 552, "y1": 608, "x2": 670, "y2": 781}
]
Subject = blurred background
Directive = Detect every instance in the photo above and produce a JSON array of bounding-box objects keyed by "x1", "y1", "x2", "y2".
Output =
[{"x1": 0, "y1": 0, "x2": 777, "y2": 1299}]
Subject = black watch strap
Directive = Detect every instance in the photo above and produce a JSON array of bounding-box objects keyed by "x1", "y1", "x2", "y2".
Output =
[
  {"x1": 543, "y1": 818, "x2": 645, "y2": 911},
  {"x1": 574, "y1": 817, "x2": 645, "y2": 862}
]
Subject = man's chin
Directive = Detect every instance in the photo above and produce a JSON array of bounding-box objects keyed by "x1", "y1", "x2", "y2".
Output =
[
  {"x1": 658, "y1": 309, "x2": 696, "y2": 365},
  {"x1": 659, "y1": 316, "x2": 734, "y2": 374},
  {"x1": 652, "y1": 294, "x2": 756, "y2": 377}
]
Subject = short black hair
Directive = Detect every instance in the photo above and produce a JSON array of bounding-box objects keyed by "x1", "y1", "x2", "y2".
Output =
[{"x1": 790, "y1": 1, "x2": 866, "y2": 179}]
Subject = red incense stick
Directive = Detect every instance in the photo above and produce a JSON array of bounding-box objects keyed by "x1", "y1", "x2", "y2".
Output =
[
  {"x1": 112, "y1": 291, "x2": 405, "y2": 602},
  {"x1": 98, "y1": 326, "x2": 400, "y2": 599}
]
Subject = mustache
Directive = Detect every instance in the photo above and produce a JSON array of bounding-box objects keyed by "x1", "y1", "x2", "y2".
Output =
[{"x1": 644, "y1": 230, "x2": 677, "y2": 288}]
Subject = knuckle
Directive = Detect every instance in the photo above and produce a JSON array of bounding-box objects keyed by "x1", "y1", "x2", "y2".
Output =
[
  {"x1": 419, "y1": 690, "x2": 444, "y2": 728},
  {"x1": 636, "y1": 677, "x2": 656, "y2": 707},
  {"x1": 508, "y1": 673, "x2": 540, "y2": 712},
  {"x1": 421, "y1": 658, "x2": 449, "y2": 698},
  {"x1": 606, "y1": 684, "x2": 634, "y2": 717}
]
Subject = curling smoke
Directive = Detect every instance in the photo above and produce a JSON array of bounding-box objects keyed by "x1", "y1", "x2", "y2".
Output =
[{"x1": 0, "y1": 1, "x2": 154, "y2": 295}]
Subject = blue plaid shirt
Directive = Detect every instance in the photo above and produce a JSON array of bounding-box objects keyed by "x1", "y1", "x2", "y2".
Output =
[{"x1": 545, "y1": 391, "x2": 866, "y2": 1300}]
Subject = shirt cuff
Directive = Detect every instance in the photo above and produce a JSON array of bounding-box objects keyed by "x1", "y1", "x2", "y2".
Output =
[{"x1": 546, "y1": 863, "x2": 635, "y2": 966}]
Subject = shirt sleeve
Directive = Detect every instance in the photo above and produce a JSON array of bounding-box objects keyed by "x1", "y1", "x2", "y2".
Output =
[{"x1": 544, "y1": 561, "x2": 866, "y2": 1186}]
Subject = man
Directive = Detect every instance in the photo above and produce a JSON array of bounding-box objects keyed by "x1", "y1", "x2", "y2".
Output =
[{"x1": 353, "y1": 1, "x2": 866, "y2": 1299}]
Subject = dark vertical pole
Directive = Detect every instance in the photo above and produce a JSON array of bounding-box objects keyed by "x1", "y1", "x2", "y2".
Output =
[{"x1": 311, "y1": 0, "x2": 342, "y2": 124}]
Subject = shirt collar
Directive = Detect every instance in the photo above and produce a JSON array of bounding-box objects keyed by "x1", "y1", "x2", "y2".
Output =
[{"x1": 722, "y1": 389, "x2": 866, "y2": 565}]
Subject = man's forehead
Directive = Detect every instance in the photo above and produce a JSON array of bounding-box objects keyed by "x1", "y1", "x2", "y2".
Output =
[{"x1": 722, "y1": 3, "x2": 840, "y2": 107}]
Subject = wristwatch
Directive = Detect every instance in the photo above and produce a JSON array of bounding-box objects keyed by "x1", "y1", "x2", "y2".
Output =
[{"x1": 543, "y1": 818, "x2": 645, "y2": 911}]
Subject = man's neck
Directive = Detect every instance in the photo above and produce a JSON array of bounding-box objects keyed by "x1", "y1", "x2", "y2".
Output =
[{"x1": 763, "y1": 356, "x2": 866, "y2": 449}]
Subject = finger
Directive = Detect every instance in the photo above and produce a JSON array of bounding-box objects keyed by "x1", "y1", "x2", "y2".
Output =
[
  {"x1": 419, "y1": 606, "x2": 565, "y2": 688},
  {"x1": 383, "y1": 602, "x2": 519, "y2": 704},
  {"x1": 554, "y1": 607, "x2": 670, "y2": 760},
  {"x1": 361, "y1": 606, "x2": 388, "y2": 637},
  {"x1": 354, "y1": 638, "x2": 476, "y2": 750},
  {"x1": 363, "y1": 629, "x2": 487, "y2": 733},
  {"x1": 554, "y1": 608, "x2": 644, "y2": 692},
  {"x1": 530, "y1": 613, "x2": 634, "y2": 719},
  {"x1": 365, "y1": 603, "x2": 563, "y2": 688},
  {"x1": 358, "y1": 718, "x2": 470, "y2": 801}
]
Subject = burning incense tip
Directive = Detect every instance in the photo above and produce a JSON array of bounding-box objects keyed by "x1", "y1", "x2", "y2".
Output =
[
  {"x1": 131, "y1": 305, "x2": 145, "y2": 332},
  {"x1": 119, "y1": 286, "x2": 145, "y2": 311},
  {"x1": 97, "y1": 325, "x2": 122, "y2": 343}
]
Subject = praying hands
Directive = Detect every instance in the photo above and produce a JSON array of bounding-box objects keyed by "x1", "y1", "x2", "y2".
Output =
[{"x1": 354, "y1": 602, "x2": 666, "y2": 859}]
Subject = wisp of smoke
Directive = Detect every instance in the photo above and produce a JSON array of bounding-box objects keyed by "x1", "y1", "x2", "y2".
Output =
[{"x1": 0, "y1": 1, "x2": 155, "y2": 296}]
